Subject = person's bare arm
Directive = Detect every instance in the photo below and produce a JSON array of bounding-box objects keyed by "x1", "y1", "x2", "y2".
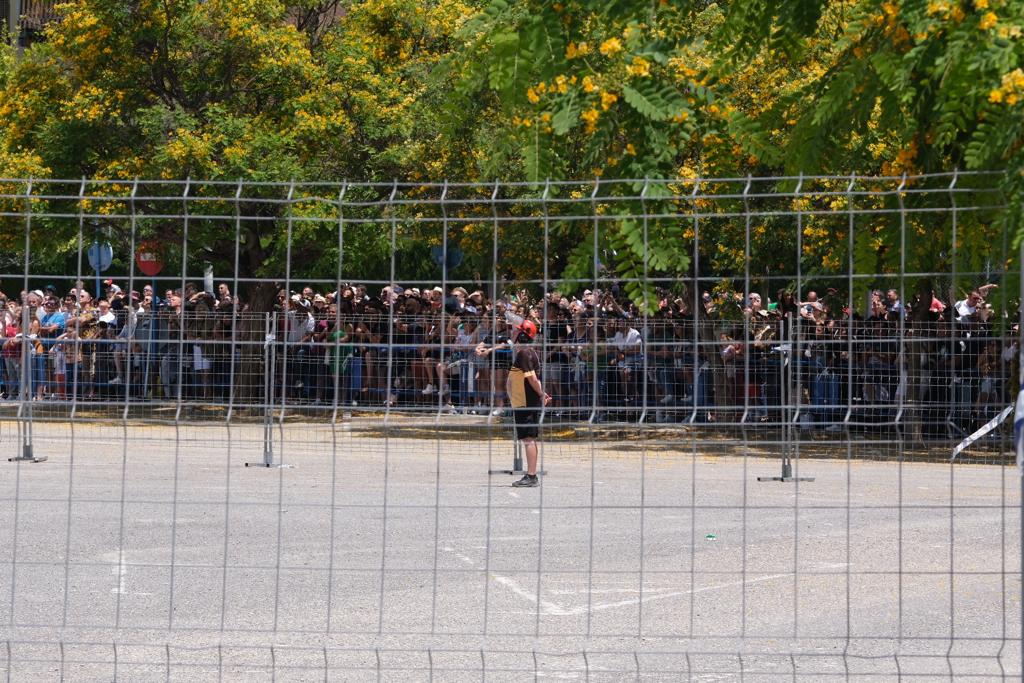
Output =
[{"x1": 527, "y1": 374, "x2": 551, "y2": 405}]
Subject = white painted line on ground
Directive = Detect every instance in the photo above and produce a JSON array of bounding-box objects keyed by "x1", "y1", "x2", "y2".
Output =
[
  {"x1": 110, "y1": 548, "x2": 127, "y2": 595},
  {"x1": 442, "y1": 545, "x2": 478, "y2": 567},
  {"x1": 547, "y1": 587, "x2": 669, "y2": 596},
  {"x1": 489, "y1": 574, "x2": 569, "y2": 616},
  {"x1": 109, "y1": 549, "x2": 151, "y2": 596},
  {"x1": 571, "y1": 562, "x2": 851, "y2": 616}
]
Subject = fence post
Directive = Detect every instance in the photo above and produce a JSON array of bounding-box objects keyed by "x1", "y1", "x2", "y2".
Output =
[
  {"x1": 9, "y1": 177, "x2": 44, "y2": 464},
  {"x1": 246, "y1": 312, "x2": 290, "y2": 468}
]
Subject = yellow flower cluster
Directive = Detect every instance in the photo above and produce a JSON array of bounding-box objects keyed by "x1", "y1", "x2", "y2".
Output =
[
  {"x1": 626, "y1": 57, "x2": 651, "y2": 77},
  {"x1": 600, "y1": 92, "x2": 618, "y2": 110},
  {"x1": 599, "y1": 38, "x2": 622, "y2": 56},
  {"x1": 553, "y1": 74, "x2": 577, "y2": 93},
  {"x1": 565, "y1": 42, "x2": 590, "y2": 59},
  {"x1": 881, "y1": 139, "x2": 918, "y2": 176},
  {"x1": 978, "y1": 11, "x2": 998, "y2": 30},
  {"x1": 989, "y1": 69, "x2": 1024, "y2": 105},
  {"x1": 581, "y1": 108, "x2": 600, "y2": 134},
  {"x1": 582, "y1": 75, "x2": 598, "y2": 93}
]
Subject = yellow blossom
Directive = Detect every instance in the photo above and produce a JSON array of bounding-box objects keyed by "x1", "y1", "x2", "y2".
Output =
[
  {"x1": 564, "y1": 41, "x2": 590, "y2": 60},
  {"x1": 975, "y1": 0, "x2": 988, "y2": 8},
  {"x1": 600, "y1": 91, "x2": 618, "y2": 110},
  {"x1": 526, "y1": 87, "x2": 540, "y2": 104},
  {"x1": 625, "y1": 143, "x2": 636, "y2": 155},
  {"x1": 581, "y1": 108, "x2": 600, "y2": 133},
  {"x1": 626, "y1": 56, "x2": 651, "y2": 77},
  {"x1": 950, "y1": 5, "x2": 965, "y2": 22},
  {"x1": 979, "y1": 11, "x2": 997, "y2": 29},
  {"x1": 582, "y1": 75, "x2": 597, "y2": 93},
  {"x1": 989, "y1": 89, "x2": 1004, "y2": 103},
  {"x1": 599, "y1": 37, "x2": 622, "y2": 56}
]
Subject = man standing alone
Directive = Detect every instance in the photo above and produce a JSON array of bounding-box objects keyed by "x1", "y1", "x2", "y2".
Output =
[{"x1": 506, "y1": 320, "x2": 551, "y2": 487}]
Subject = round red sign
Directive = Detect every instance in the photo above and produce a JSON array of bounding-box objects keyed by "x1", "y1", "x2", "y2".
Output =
[{"x1": 135, "y1": 241, "x2": 165, "y2": 277}]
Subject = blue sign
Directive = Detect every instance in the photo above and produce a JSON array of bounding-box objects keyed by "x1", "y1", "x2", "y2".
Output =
[
  {"x1": 87, "y1": 242, "x2": 114, "y2": 272},
  {"x1": 430, "y1": 246, "x2": 463, "y2": 272}
]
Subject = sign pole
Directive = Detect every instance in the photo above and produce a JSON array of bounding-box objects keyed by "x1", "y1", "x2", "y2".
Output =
[{"x1": 94, "y1": 225, "x2": 101, "y2": 300}]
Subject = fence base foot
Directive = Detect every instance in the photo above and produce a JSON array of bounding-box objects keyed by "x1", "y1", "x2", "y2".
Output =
[
  {"x1": 488, "y1": 469, "x2": 546, "y2": 476},
  {"x1": 245, "y1": 462, "x2": 294, "y2": 468},
  {"x1": 757, "y1": 476, "x2": 814, "y2": 482},
  {"x1": 8, "y1": 443, "x2": 46, "y2": 463}
]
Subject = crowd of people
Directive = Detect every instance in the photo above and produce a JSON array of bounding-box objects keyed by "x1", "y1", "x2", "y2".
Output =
[{"x1": 0, "y1": 277, "x2": 1017, "y2": 435}]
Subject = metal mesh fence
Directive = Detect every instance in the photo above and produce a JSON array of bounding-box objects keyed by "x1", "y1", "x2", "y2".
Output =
[{"x1": 0, "y1": 173, "x2": 1020, "y2": 680}]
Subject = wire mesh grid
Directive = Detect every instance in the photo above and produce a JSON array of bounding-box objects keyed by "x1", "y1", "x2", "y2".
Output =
[{"x1": 0, "y1": 173, "x2": 1020, "y2": 680}]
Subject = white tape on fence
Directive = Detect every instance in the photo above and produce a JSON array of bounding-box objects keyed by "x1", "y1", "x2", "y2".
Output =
[{"x1": 951, "y1": 404, "x2": 1015, "y2": 462}]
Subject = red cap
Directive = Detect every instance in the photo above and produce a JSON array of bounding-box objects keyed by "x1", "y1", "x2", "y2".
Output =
[{"x1": 515, "y1": 320, "x2": 538, "y2": 340}]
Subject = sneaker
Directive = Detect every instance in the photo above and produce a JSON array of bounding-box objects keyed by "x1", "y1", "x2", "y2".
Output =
[
  {"x1": 421, "y1": 383, "x2": 435, "y2": 395},
  {"x1": 658, "y1": 394, "x2": 674, "y2": 405},
  {"x1": 512, "y1": 474, "x2": 539, "y2": 488},
  {"x1": 490, "y1": 408, "x2": 505, "y2": 417},
  {"x1": 108, "y1": 376, "x2": 123, "y2": 385}
]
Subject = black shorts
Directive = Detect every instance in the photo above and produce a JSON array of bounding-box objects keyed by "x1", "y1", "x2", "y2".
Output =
[{"x1": 513, "y1": 408, "x2": 540, "y2": 440}]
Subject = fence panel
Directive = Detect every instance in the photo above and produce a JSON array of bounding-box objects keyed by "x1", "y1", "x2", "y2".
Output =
[{"x1": 0, "y1": 173, "x2": 1020, "y2": 680}]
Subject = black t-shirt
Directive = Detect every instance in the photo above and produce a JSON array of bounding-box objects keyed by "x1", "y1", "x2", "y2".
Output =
[{"x1": 509, "y1": 345, "x2": 542, "y2": 408}]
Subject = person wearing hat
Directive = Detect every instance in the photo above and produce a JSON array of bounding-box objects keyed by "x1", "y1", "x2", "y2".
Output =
[{"x1": 505, "y1": 319, "x2": 551, "y2": 487}]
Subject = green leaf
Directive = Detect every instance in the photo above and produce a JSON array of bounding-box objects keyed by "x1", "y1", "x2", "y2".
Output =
[
  {"x1": 523, "y1": 127, "x2": 555, "y2": 182},
  {"x1": 551, "y1": 94, "x2": 581, "y2": 135},
  {"x1": 622, "y1": 84, "x2": 670, "y2": 121}
]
